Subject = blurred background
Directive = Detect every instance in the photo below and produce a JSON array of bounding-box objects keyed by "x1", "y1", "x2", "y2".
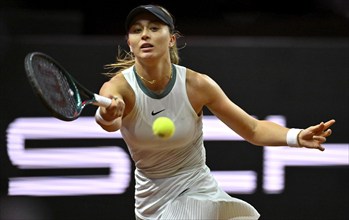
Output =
[
  {"x1": 1, "y1": 0, "x2": 348, "y2": 220},
  {"x1": 1, "y1": 0, "x2": 349, "y2": 36}
]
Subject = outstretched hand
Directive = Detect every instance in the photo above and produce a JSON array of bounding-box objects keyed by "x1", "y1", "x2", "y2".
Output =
[{"x1": 298, "y1": 119, "x2": 336, "y2": 151}]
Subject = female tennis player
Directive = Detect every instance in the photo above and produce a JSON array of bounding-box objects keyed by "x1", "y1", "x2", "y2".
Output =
[{"x1": 95, "y1": 4, "x2": 335, "y2": 220}]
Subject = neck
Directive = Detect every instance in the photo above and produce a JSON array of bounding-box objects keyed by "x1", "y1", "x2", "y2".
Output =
[{"x1": 134, "y1": 64, "x2": 173, "y2": 85}]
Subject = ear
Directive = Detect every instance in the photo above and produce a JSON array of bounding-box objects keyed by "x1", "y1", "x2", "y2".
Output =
[
  {"x1": 127, "y1": 39, "x2": 133, "y2": 52},
  {"x1": 169, "y1": 35, "x2": 176, "y2": 47}
]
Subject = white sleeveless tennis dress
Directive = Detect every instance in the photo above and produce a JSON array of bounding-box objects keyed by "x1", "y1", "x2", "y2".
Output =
[{"x1": 120, "y1": 64, "x2": 260, "y2": 220}]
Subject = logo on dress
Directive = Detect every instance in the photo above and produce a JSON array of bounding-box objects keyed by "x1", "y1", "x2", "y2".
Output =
[{"x1": 151, "y1": 109, "x2": 165, "y2": 116}]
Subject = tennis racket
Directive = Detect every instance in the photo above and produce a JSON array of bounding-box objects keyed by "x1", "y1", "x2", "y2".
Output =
[{"x1": 24, "y1": 51, "x2": 112, "y2": 121}]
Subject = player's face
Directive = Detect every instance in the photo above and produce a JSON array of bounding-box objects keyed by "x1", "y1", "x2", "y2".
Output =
[{"x1": 127, "y1": 13, "x2": 175, "y2": 61}]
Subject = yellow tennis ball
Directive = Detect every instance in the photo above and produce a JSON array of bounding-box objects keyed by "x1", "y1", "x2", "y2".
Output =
[{"x1": 152, "y1": 117, "x2": 175, "y2": 139}]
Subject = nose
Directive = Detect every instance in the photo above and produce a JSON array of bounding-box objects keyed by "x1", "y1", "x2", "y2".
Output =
[{"x1": 141, "y1": 28, "x2": 150, "y2": 40}]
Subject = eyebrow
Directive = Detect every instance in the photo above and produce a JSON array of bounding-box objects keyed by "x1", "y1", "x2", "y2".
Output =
[{"x1": 132, "y1": 19, "x2": 164, "y2": 26}]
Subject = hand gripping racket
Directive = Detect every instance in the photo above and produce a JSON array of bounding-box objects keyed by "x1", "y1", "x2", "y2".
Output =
[{"x1": 24, "y1": 52, "x2": 112, "y2": 121}]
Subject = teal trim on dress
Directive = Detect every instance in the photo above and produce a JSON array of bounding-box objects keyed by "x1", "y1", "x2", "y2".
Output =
[{"x1": 133, "y1": 64, "x2": 177, "y2": 99}]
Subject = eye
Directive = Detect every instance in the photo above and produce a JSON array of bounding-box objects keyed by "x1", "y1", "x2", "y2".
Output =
[
  {"x1": 129, "y1": 25, "x2": 142, "y2": 34},
  {"x1": 150, "y1": 26, "x2": 160, "y2": 31},
  {"x1": 134, "y1": 28, "x2": 142, "y2": 33}
]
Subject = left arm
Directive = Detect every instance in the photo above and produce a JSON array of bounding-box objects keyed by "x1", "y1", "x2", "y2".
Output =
[{"x1": 192, "y1": 72, "x2": 335, "y2": 151}]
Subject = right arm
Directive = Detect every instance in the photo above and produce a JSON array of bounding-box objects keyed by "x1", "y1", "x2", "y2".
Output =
[{"x1": 95, "y1": 73, "x2": 133, "y2": 132}]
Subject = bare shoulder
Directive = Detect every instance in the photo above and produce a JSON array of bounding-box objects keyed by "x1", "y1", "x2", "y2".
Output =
[
  {"x1": 186, "y1": 68, "x2": 218, "y2": 91},
  {"x1": 105, "y1": 72, "x2": 127, "y2": 86},
  {"x1": 100, "y1": 73, "x2": 131, "y2": 95},
  {"x1": 185, "y1": 68, "x2": 219, "y2": 112}
]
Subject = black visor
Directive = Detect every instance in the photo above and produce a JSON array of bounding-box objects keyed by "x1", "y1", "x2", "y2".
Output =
[{"x1": 125, "y1": 5, "x2": 174, "y2": 32}]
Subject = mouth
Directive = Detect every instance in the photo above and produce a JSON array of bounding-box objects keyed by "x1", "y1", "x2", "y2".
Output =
[{"x1": 140, "y1": 43, "x2": 154, "y2": 49}]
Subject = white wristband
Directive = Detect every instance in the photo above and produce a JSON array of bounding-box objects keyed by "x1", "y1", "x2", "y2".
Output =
[
  {"x1": 95, "y1": 107, "x2": 117, "y2": 126},
  {"x1": 286, "y1": 128, "x2": 303, "y2": 147}
]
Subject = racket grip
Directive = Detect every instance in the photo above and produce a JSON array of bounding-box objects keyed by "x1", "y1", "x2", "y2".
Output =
[{"x1": 94, "y1": 94, "x2": 112, "y2": 107}]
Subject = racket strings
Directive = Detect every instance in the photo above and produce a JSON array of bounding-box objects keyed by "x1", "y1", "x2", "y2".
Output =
[{"x1": 32, "y1": 56, "x2": 78, "y2": 118}]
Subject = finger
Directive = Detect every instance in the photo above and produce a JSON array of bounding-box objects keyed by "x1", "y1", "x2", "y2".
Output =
[
  {"x1": 317, "y1": 145, "x2": 325, "y2": 151},
  {"x1": 322, "y1": 129, "x2": 332, "y2": 137},
  {"x1": 108, "y1": 96, "x2": 122, "y2": 108},
  {"x1": 323, "y1": 119, "x2": 336, "y2": 130},
  {"x1": 115, "y1": 102, "x2": 125, "y2": 117},
  {"x1": 312, "y1": 120, "x2": 334, "y2": 134},
  {"x1": 305, "y1": 142, "x2": 325, "y2": 151},
  {"x1": 309, "y1": 122, "x2": 325, "y2": 134},
  {"x1": 313, "y1": 135, "x2": 326, "y2": 143}
]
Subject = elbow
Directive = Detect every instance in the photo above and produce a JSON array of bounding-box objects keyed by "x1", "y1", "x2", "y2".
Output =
[
  {"x1": 241, "y1": 122, "x2": 264, "y2": 147},
  {"x1": 238, "y1": 132, "x2": 261, "y2": 147},
  {"x1": 247, "y1": 139, "x2": 265, "y2": 147},
  {"x1": 244, "y1": 135, "x2": 262, "y2": 147}
]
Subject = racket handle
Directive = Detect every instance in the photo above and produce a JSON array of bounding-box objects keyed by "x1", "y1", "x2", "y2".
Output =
[{"x1": 94, "y1": 94, "x2": 112, "y2": 107}]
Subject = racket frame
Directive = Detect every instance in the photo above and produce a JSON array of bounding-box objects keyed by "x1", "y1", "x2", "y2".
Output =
[{"x1": 24, "y1": 52, "x2": 111, "y2": 121}]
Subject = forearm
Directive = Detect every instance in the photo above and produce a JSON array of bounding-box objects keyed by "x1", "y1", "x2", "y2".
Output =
[{"x1": 248, "y1": 120, "x2": 290, "y2": 147}]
